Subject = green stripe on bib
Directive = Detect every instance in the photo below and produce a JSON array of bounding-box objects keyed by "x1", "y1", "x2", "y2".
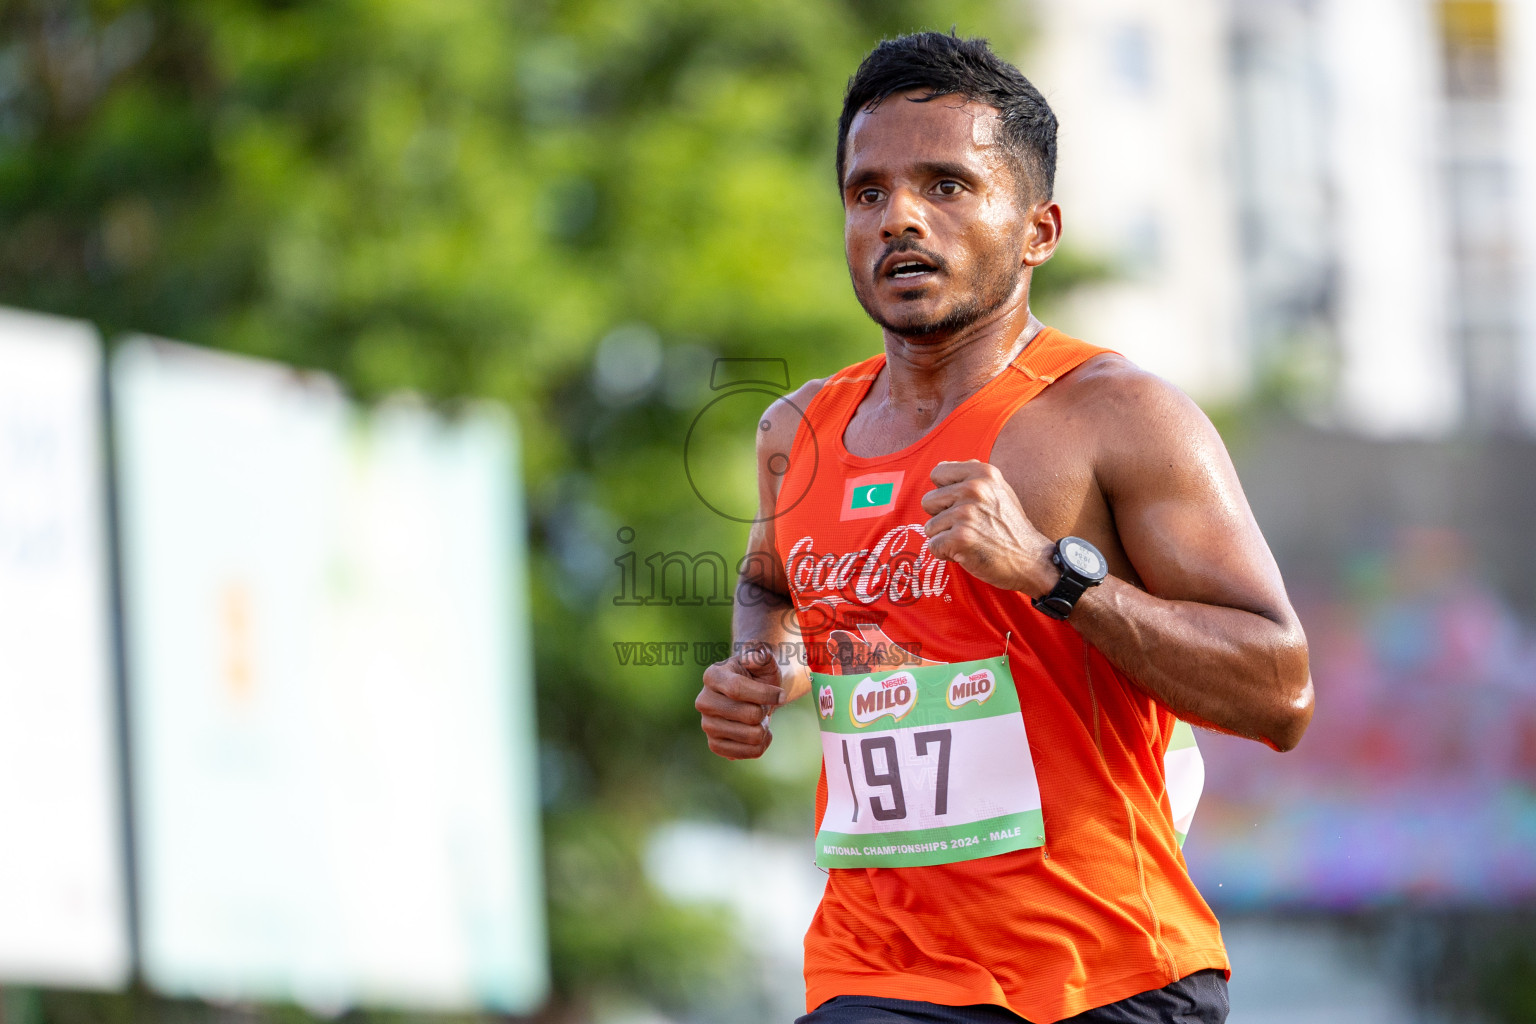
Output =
[
  {"x1": 815, "y1": 809, "x2": 1046, "y2": 868},
  {"x1": 814, "y1": 656, "x2": 1021, "y2": 735}
]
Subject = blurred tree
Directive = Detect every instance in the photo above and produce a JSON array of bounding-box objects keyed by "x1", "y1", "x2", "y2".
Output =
[{"x1": 0, "y1": 0, "x2": 1098, "y2": 1019}]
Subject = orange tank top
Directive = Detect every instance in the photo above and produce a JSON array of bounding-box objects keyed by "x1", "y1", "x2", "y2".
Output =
[{"x1": 774, "y1": 328, "x2": 1228, "y2": 1023}]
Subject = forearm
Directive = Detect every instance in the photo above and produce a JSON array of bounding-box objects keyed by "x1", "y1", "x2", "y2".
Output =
[
  {"x1": 732, "y1": 575, "x2": 812, "y2": 702},
  {"x1": 1070, "y1": 576, "x2": 1312, "y2": 751}
]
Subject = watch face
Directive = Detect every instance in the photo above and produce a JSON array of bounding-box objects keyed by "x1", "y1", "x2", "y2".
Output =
[{"x1": 1062, "y1": 538, "x2": 1104, "y2": 579}]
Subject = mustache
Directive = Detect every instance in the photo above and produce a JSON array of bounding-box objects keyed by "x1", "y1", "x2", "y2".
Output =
[{"x1": 872, "y1": 239, "x2": 949, "y2": 279}]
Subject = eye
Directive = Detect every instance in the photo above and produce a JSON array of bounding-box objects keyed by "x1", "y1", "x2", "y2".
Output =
[
  {"x1": 856, "y1": 187, "x2": 885, "y2": 205},
  {"x1": 934, "y1": 180, "x2": 964, "y2": 197}
]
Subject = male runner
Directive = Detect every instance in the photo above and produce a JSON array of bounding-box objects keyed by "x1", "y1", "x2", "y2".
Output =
[{"x1": 695, "y1": 33, "x2": 1312, "y2": 1024}]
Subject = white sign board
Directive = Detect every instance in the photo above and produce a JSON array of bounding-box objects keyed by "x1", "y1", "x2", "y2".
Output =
[
  {"x1": 113, "y1": 338, "x2": 546, "y2": 1011},
  {"x1": 0, "y1": 308, "x2": 130, "y2": 988}
]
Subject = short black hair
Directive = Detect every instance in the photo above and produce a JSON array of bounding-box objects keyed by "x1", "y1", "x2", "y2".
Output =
[{"x1": 836, "y1": 32, "x2": 1058, "y2": 201}]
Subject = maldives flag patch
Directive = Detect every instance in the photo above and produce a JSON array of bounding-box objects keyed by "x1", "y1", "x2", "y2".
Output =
[{"x1": 840, "y1": 471, "x2": 905, "y2": 521}]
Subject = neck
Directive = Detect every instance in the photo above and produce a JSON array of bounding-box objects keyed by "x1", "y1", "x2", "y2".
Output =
[{"x1": 880, "y1": 302, "x2": 1044, "y2": 414}]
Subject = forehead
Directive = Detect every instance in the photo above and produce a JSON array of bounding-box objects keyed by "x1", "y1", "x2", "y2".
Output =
[{"x1": 843, "y1": 90, "x2": 1004, "y2": 181}]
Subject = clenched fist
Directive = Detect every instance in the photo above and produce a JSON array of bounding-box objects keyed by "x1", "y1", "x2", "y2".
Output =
[
  {"x1": 921, "y1": 460, "x2": 1056, "y2": 596},
  {"x1": 696, "y1": 643, "x2": 786, "y2": 760}
]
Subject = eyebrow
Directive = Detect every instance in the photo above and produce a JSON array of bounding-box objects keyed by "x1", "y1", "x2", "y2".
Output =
[
  {"x1": 913, "y1": 160, "x2": 978, "y2": 182},
  {"x1": 842, "y1": 159, "x2": 983, "y2": 192}
]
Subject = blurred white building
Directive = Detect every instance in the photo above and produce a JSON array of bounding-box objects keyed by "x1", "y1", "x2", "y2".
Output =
[
  {"x1": 1029, "y1": 0, "x2": 1248, "y2": 402},
  {"x1": 1027, "y1": 0, "x2": 1536, "y2": 437}
]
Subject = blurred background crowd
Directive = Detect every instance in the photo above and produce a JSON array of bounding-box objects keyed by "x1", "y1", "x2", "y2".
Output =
[{"x1": 2, "y1": 0, "x2": 1536, "y2": 1022}]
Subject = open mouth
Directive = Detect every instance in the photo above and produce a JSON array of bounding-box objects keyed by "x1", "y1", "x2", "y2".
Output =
[
  {"x1": 879, "y1": 249, "x2": 942, "y2": 283},
  {"x1": 889, "y1": 260, "x2": 933, "y2": 280}
]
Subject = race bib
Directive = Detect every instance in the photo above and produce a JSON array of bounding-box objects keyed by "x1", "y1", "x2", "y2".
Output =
[{"x1": 813, "y1": 655, "x2": 1045, "y2": 869}]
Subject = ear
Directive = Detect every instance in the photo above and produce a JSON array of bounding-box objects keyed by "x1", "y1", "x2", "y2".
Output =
[{"x1": 1022, "y1": 200, "x2": 1062, "y2": 267}]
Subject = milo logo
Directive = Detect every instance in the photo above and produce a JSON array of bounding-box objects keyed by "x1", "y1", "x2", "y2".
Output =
[
  {"x1": 850, "y1": 671, "x2": 916, "y2": 727},
  {"x1": 946, "y1": 668, "x2": 995, "y2": 710},
  {"x1": 818, "y1": 685, "x2": 835, "y2": 719}
]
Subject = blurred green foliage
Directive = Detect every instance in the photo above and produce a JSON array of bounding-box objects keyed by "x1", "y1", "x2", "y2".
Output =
[{"x1": 0, "y1": 0, "x2": 1105, "y2": 1018}]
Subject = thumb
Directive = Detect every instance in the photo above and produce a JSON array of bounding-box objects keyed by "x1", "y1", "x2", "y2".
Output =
[{"x1": 739, "y1": 643, "x2": 780, "y2": 679}]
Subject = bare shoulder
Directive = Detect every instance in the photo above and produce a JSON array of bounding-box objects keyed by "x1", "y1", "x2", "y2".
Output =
[
  {"x1": 756, "y1": 377, "x2": 829, "y2": 464},
  {"x1": 1049, "y1": 353, "x2": 1230, "y2": 482},
  {"x1": 1054, "y1": 352, "x2": 1209, "y2": 424}
]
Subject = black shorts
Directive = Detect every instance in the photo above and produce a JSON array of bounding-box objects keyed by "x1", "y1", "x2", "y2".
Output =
[{"x1": 795, "y1": 969, "x2": 1229, "y2": 1024}]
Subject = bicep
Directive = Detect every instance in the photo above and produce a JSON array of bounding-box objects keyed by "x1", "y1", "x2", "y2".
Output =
[
  {"x1": 1104, "y1": 391, "x2": 1293, "y2": 623},
  {"x1": 743, "y1": 383, "x2": 823, "y2": 594}
]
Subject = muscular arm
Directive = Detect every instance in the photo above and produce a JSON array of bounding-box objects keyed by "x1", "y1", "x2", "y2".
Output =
[
  {"x1": 1071, "y1": 377, "x2": 1312, "y2": 750},
  {"x1": 736, "y1": 383, "x2": 821, "y2": 703},
  {"x1": 695, "y1": 382, "x2": 822, "y2": 759},
  {"x1": 924, "y1": 364, "x2": 1313, "y2": 752}
]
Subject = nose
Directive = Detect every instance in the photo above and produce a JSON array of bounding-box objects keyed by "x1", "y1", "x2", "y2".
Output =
[{"x1": 880, "y1": 187, "x2": 927, "y2": 241}]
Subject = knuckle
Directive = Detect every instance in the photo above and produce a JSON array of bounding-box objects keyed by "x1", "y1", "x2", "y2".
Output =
[{"x1": 717, "y1": 698, "x2": 757, "y2": 724}]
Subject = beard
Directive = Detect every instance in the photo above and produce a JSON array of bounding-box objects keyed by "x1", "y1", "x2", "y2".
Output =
[{"x1": 852, "y1": 237, "x2": 1025, "y2": 338}]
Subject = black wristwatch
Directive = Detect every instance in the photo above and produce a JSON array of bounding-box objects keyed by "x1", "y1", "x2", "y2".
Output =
[{"x1": 1031, "y1": 536, "x2": 1108, "y2": 620}]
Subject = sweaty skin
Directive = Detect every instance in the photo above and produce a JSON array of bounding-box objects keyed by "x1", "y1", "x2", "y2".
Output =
[
  {"x1": 695, "y1": 90, "x2": 1313, "y2": 760},
  {"x1": 970, "y1": 110, "x2": 1001, "y2": 146}
]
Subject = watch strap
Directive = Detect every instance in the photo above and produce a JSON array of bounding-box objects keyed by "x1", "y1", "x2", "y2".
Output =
[
  {"x1": 1032, "y1": 573, "x2": 1088, "y2": 620},
  {"x1": 1031, "y1": 541, "x2": 1105, "y2": 620}
]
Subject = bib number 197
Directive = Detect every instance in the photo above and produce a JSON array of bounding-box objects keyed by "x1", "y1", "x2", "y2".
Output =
[
  {"x1": 840, "y1": 729, "x2": 951, "y2": 822},
  {"x1": 813, "y1": 655, "x2": 1045, "y2": 869}
]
